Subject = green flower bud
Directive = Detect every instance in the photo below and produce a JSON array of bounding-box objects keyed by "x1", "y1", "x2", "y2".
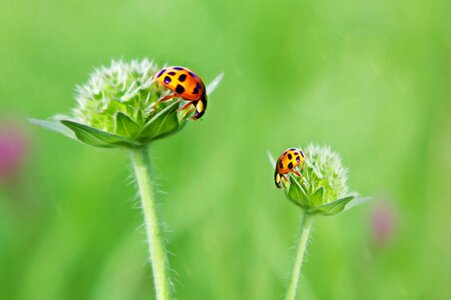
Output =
[
  {"x1": 31, "y1": 59, "x2": 222, "y2": 148},
  {"x1": 271, "y1": 144, "x2": 369, "y2": 216}
]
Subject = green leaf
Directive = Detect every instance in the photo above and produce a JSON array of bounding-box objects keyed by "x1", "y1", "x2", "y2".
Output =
[
  {"x1": 29, "y1": 118, "x2": 76, "y2": 139},
  {"x1": 287, "y1": 175, "x2": 310, "y2": 208},
  {"x1": 114, "y1": 112, "x2": 141, "y2": 138},
  {"x1": 343, "y1": 196, "x2": 372, "y2": 212},
  {"x1": 60, "y1": 120, "x2": 142, "y2": 148},
  {"x1": 307, "y1": 196, "x2": 355, "y2": 216},
  {"x1": 267, "y1": 151, "x2": 276, "y2": 168},
  {"x1": 310, "y1": 187, "x2": 325, "y2": 206},
  {"x1": 138, "y1": 101, "x2": 181, "y2": 143},
  {"x1": 135, "y1": 108, "x2": 145, "y2": 125},
  {"x1": 206, "y1": 73, "x2": 224, "y2": 96}
]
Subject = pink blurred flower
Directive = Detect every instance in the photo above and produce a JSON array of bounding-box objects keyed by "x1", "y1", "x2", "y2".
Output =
[
  {"x1": 371, "y1": 201, "x2": 397, "y2": 247},
  {"x1": 0, "y1": 122, "x2": 28, "y2": 182}
]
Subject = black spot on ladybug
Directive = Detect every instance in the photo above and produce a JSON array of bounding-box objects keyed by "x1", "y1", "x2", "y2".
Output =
[
  {"x1": 288, "y1": 153, "x2": 292, "y2": 160},
  {"x1": 175, "y1": 84, "x2": 185, "y2": 94},
  {"x1": 178, "y1": 74, "x2": 187, "y2": 82},
  {"x1": 168, "y1": 71, "x2": 176, "y2": 76},
  {"x1": 300, "y1": 151, "x2": 305, "y2": 158},
  {"x1": 164, "y1": 76, "x2": 171, "y2": 84},
  {"x1": 188, "y1": 71, "x2": 196, "y2": 77},
  {"x1": 173, "y1": 67, "x2": 184, "y2": 70},
  {"x1": 288, "y1": 162, "x2": 293, "y2": 169},
  {"x1": 157, "y1": 69, "x2": 166, "y2": 78},
  {"x1": 279, "y1": 161, "x2": 283, "y2": 169},
  {"x1": 196, "y1": 82, "x2": 202, "y2": 89},
  {"x1": 290, "y1": 148, "x2": 297, "y2": 151},
  {"x1": 193, "y1": 87, "x2": 199, "y2": 94},
  {"x1": 296, "y1": 156, "x2": 301, "y2": 162}
]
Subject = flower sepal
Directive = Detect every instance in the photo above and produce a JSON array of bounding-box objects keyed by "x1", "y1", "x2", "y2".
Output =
[
  {"x1": 306, "y1": 195, "x2": 355, "y2": 216},
  {"x1": 286, "y1": 175, "x2": 356, "y2": 215},
  {"x1": 61, "y1": 119, "x2": 143, "y2": 148},
  {"x1": 30, "y1": 102, "x2": 182, "y2": 149}
]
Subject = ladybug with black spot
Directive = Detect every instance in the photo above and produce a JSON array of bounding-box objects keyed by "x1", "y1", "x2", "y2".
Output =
[
  {"x1": 274, "y1": 147, "x2": 305, "y2": 189},
  {"x1": 155, "y1": 66, "x2": 207, "y2": 120}
]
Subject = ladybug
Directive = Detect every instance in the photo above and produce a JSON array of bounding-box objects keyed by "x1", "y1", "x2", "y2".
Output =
[
  {"x1": 274, "y1": 148, "x2": 305, "y2": 189},
  {"x1": 155, "y1": 66, "x2": 207, "y2": 120}
]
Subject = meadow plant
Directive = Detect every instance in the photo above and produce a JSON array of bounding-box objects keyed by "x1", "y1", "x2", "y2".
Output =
[
  {"x1": 31, "y1": 59, "x2": 222, "y2": 300},
  {"x1": 270, "y1": 144, "x2": 370, "y2": 300}
]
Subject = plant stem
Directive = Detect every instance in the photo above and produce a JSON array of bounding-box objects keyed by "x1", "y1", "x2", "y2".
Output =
[
  {"x1": 130, "y1": 147, "x2": 171, "y2": 300},
  {"x1": 285, "y1": 211, "x2": 314, "y2": 300}
]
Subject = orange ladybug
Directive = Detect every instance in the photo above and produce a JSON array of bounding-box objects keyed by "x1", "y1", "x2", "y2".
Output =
[
  {"x1": 155, "y1": 66, "x2": 207, "y2": 120},
  {"x1": 274, "y1": 148, "x2": 305, "y2": 189}
]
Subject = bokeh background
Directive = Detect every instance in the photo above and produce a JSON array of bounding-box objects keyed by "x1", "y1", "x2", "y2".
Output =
[{"x1": 1, "y1": 0, "x2": 450, "y2": 299}]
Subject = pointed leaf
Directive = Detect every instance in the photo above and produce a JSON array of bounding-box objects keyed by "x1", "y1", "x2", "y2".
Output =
[
  {"x1": 287, "y1": 175, "x2": 310, "y2": 208},
  {"x1": 138, "y1": 101, "x2": 181, "y2": 143},
  {"x1": 343, "y1": 196, "x2": 372, "y2": 212},
  {"x1": 60, "y1": 120, "x2": 141, "y2": 148},
  {"x1": 206, "y1": 73, "x2": 224, "y2": 96},
  {"x1": 114, "y1": 112, "x2": 140, "y2": 138},
  {"x1": 141, "y1": 100, "x2": 179, "y2": 128},
  {"x1": 307, "y1": 196, "x2": 355, "y2": 216},
  {"x1": 135, "y1": 108, "x2": 145, "y2": 125},
  {"x1": 267, "y1": 151, "x2": 276, "y2": 168},
  {"x1": 29, "y1": 118, "x2": 76, "y2": 139},
  {"x1": 310, "y1": 187, "x2": 325, "y2": 206}
]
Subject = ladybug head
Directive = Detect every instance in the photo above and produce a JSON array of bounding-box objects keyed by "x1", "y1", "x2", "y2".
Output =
[
  {"x1": 274, "y1": 170, "x2": 283, "y2": 189},
  {"x1": 192, "y1": 96, "x2": 207, "y2": 120}
]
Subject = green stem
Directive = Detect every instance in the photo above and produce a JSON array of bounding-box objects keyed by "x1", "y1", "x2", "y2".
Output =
[
  {"x1": 130, "y1": 147, "x2": 171, "y2": 300},
  {"x1": 285, "y1": 211, "x2": 314, "y2": 300}
]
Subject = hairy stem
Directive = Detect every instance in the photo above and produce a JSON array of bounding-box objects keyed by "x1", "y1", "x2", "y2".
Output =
[
  {"x1": 130, "y1": 147, "x2": 171, "y2": 300},
  {"x1": 285, "y1": 211, "x2": 314, "y2": 300}
]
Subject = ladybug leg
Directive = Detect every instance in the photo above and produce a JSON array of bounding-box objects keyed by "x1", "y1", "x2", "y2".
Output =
[
  {"x1": 177, "y1": 101, "x2": 193, "y2": 112},
  {"x1": 180, "y1": 107, "x2": 196, "y2": 120},
  {"x1": 281, "y1": 174, "x2": 290, "y2": 188},
  {"x1": 281, "y1": 174, "x2": 288, "y2": 182},
  {"x1": 294, "y1": 170, "x2": 306, "y2": 185},
  {"x1": 187, "y1": 112, "x2": 200, "y2": 120},
  {"x1": 155, "y1": 93, "x2": 178, "y2": 106},
  {"x1": 293, "y1": 170, "x2": 305, "y2": 184}
]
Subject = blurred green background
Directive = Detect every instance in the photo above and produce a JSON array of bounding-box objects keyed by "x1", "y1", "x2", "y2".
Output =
[{"x1": 1, "y1": 0, "x2": 450, "y2": 299}]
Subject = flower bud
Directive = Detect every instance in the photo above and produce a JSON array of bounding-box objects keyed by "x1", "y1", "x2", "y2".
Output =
[
  {"x1": 31, "y1": 59, "x2": 222, "y2": 148},
  {"x1": 272, "y1": 144, "x2": 367, "y2": 216}
]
